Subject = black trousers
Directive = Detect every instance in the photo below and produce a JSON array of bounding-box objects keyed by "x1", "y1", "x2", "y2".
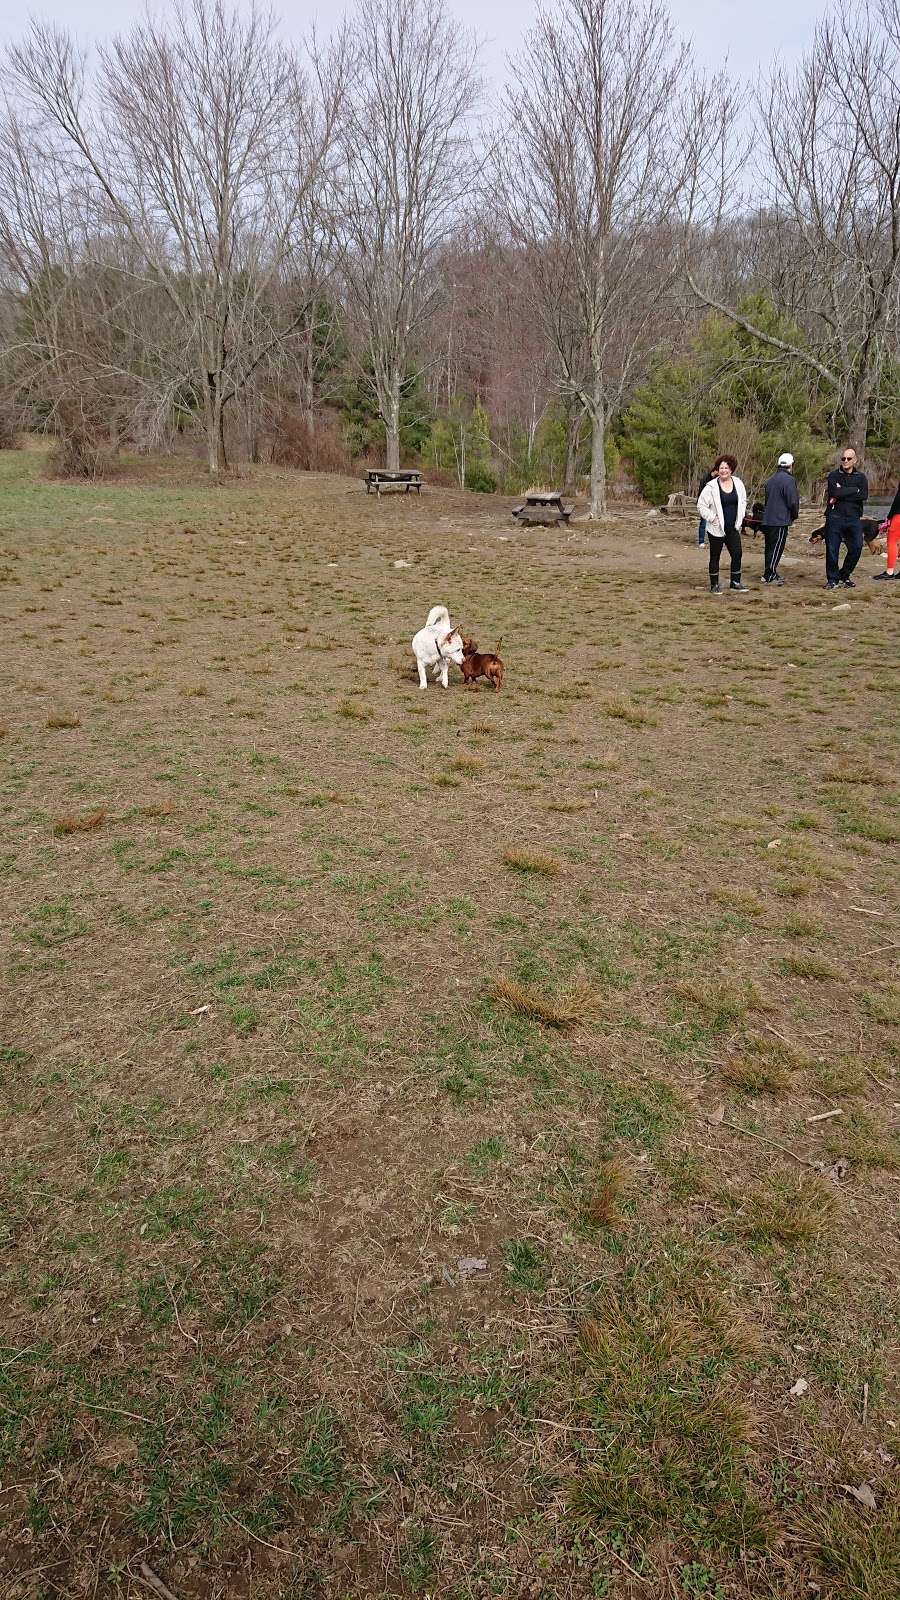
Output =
[
  {"x1": 825, "y1": 517, "x2": 864, "y2": 585},
  {"x1": 763, "y1": 525, "x2": 789, "y2": 579},
  {"x1": 708, "y1": 527, "x2": 742, "y2": 583}
]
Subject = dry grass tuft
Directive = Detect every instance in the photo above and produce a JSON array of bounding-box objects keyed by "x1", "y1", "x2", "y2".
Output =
[
  {"x1": 490, "y1": 975, "x2": 597, "y2": 1029},
  {"x1": 46, "y1": 712, "x2": 81, "y2": 729},
  {"x1": 809, "y1": 1058, "x2": 866, "y2": 1097},
  {"x1": 336, "y1": 698, "x2": 373, "y2": 720},
  {"x1": 822, "y1": 756, "x2": 885, "y2": 785},
  {"x1": 676, "y1": 977, "x2": 762, "y2": 1025},
  {"x1": 720, "y1": 1056, "x2": 793, "y2": 1094},
  {"x1": 501, "y1": 845, "x2": 563, "y2": 876},
  {"x1": 451, "y1": 753, "x2": 483, "y2": 774},
  {"x1": 546, "y1": 798, "x2": 589, "y2": 813},
  {"x1": 178, "y1": 683, "x2": 209, "y2": 697},
  {"x1": 603, "y1": 696, "x2": 657, "y2": 727},
  {"x1": 469, "y1": 722, "x2": 494, "y2": 736},
  {"x1": 581, "y1": 1158, "x2": 628, "y2": 1228},
  {"x1": 828, "y1": 1110, "x2": 899, "y2": 1171},
  {"x1": 733, "y1": 1176, "x2": 835, "y2": 1244},
  {"x1": 53, "y1": 808, "x2": 106, "y2": 836},
  {"x1": 141, "y1": 802, "x2": 177, "y2": 818},
  {"x1": 794, "y1": 1495, "x2": 900, "y2": 1600},
  {"x1": 709, "y1": 886, "x2": 764, "y2": 917},
  {"x1": 779, "y1": 953, "x2": 839, "y2": 981}
]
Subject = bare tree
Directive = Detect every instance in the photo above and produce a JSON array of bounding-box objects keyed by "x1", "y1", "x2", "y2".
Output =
[
  {"x1": 496, "y1": 0, "x2": 691, "y2": 517},
  {"x1": 8, "y1": 0, "x2": 344, "y2": 476},
  {"x1": 686, "y1": 0, "x2": 900, "y2": 451},
  {"x1": 337, "y1": 0, "x2": 481, "y2": 471}
]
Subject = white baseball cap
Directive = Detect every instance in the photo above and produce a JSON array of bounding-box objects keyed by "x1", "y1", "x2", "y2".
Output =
[{"x1": 778, "y1": 452, "x2": 794, "y2": 466}]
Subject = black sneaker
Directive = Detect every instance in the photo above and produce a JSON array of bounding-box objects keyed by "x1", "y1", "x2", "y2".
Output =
[
  {"x1": 771, "y1": 575, "x2": 785, "y2": 586},
  {"x1": 840, "y1": 578, "x2": 856, "y2": 588},
  {"x1": 826, "y1": 581, "x2": 839, "y2": 589},
  {"x1": 730, "y1": 581, "x2": 748, "y2": 592},
  {"x1": 873, "y1": 571, "x2": 899, "y2": 581},
  {"x1": 710, "y1": 581, "x2": 722, "y2": 593}
]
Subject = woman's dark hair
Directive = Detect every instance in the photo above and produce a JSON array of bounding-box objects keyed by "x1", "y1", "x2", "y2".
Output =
[{"x1": 714, "y1": 453, "x2": 738, "y2": 472}]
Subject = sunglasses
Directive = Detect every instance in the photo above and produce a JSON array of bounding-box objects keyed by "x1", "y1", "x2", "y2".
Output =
[{"x1": 841, "y1": 454, "x2": 855, "y2": 460}]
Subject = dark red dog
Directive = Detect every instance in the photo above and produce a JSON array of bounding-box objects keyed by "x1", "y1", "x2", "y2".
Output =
[{"x1": 460, "y1": 636, "x2": 504, "y2": 691}]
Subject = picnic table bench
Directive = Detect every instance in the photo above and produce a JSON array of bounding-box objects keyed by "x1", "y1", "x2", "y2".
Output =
[
  {"x1": 365, "y1": 469, "x2": 422, "y2": 497},
  {"x1": 512, "y1": 490, "x2": 573, "y2": 526}
]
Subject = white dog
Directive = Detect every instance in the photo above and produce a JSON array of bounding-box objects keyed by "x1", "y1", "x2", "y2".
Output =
[{"x1": 411, "y1": 604, "x2": 464, "y2": 690}]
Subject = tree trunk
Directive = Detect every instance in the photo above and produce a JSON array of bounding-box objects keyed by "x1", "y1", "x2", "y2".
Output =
[
  {"x1": 385, "y1": 368, "x2": 401, "y2": 471},
  {"x1": 205, "y1": 371, "x2": 224, "y2": 476},
  {"x1": 589, "y1": 402, "x2": 606, "y2": 519},
  {"x1": 847, "y1": 382, "x2": 872, "y2": 455},
  {"x1": 564, "y1": 400, "x2": 582, "y2": 493}
]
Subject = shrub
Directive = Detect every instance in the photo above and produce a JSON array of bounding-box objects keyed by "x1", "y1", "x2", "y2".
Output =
[
  {"x1": 465, "y1": 463, "x2": 497, "y2": 493},
  {"x1": 0, "y1": 410, "x2": 20, "y2": 450},
  {"x1": 268, "y1": 409, "x2": 351, "y2": 474}
]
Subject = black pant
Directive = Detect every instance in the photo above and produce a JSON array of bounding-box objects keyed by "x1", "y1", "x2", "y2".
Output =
[
  {"x1": 762, "y1": 525, "x2": 790, "y2": 579},
  {"x1": 708, "y1": 527, "x2": 742, "y2": 584},
  {"x1": 825, "y1": 516, "x2": 864, "y2": 584}
]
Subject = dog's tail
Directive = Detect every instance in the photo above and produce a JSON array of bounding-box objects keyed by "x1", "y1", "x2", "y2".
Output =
[
  {"x1": 426, "y1": 605, "x2": 450, "y2": 629},
  {"x1": 495, "y1": 636, "x2": 503, "y2": 655}
]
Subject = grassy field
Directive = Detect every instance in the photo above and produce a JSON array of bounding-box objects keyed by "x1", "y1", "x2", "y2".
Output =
[{"x1": 1, "y1": 445, "x2": 898, "y2": 1600}]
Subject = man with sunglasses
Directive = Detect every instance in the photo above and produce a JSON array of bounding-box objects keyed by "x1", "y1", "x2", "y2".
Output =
[{"x1": 823, "y1": 447, "x2": 868, "y2": 588}]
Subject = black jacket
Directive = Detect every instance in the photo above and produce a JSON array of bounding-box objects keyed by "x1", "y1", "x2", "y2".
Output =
[
  {"x1": 826, "y1": 468, "x2": 868, "y2": 519},
  {"x1": 888, "y1": 481, "x2": 900, "y2": 520},
  {"x1": 762, "y1": 467, "x2": 800, "y2": 526}
]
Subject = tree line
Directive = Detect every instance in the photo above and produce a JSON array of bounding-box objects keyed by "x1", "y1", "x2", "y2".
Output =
[{"x1": 0, "y1": 0, "x2": 898, "y2": 514}]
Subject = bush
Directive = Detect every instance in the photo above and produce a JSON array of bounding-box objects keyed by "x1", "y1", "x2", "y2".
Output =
[
  {"x1": 268, "y1": 409, "x2": 350, "y2": 474},
  {"x1": 49, "y1": 400, "x2": 112, "y2": 479},
  {"x1": 464, "y1": 463, "x2": 497, "y2": 494},
  {"x1": 0, "y1": 410, "x2": 20, "y2": 450}
]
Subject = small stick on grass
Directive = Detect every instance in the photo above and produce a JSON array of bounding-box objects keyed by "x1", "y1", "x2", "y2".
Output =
[
  {"x1": 718, "y1": 1118, "x2": 818, "y2": 1168},
  {"x1": 138, "y1": 1563, "x2": 181, "y2": 1600},
  {"x1": 163, "y1": 1269, "x2": 198, "y2": 1346}
]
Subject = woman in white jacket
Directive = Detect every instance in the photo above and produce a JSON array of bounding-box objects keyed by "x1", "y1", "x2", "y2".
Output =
[{"x1": 697, "y1": 455, "x2": 748, "y2": 593}]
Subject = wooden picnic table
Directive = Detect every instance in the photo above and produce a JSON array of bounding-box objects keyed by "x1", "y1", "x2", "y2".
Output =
[
  {"x1": 365, "y1": 469, "x2": 423, "y2": 497},
  {"x1": 512, "y1": 490, "x2": 573, "y2": 526}
]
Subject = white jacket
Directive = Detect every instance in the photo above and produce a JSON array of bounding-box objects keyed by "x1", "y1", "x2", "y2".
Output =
[{"x1": 697, "y1": 476, "x2": 747, "y2": 537}]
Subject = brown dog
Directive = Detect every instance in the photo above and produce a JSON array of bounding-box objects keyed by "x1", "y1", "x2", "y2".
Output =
[{"x1": 460, "y1": 636, "x2": 504, "y2": 691}]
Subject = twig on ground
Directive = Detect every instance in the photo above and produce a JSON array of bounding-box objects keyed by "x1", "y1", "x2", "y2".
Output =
[
  {"x1": 137, "y1": 1563, "x2": 181, "y2": 1600},
  {"x1": 859, "y1": 938, "x2": 900, "y2": 960},
  {"x1": 163, "y1": 1270, "x2": 199, "y2": 1346},
  {"x1": 806, "y1": 1108, "x2": 842, "y2": 1123},
  {"x1": 223, "y1": 1510, "x2": 304, "y2": 1559},
  {"x1": 719, "y1": 1119, "x2": 817, "y2": 1167},
  {"x1": 83, "y1": 1402, "x2": 154, "y2": 1426}
]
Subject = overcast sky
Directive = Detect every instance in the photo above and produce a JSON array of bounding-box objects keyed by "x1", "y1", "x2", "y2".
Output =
[{"x1": 2, "y1": 1, "x2": 825, "y2": 85}]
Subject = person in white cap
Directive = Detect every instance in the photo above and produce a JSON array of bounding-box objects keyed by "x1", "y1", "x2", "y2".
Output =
[{"x1": 759, "y1": 452, "x2": 800, "y2": 584}]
